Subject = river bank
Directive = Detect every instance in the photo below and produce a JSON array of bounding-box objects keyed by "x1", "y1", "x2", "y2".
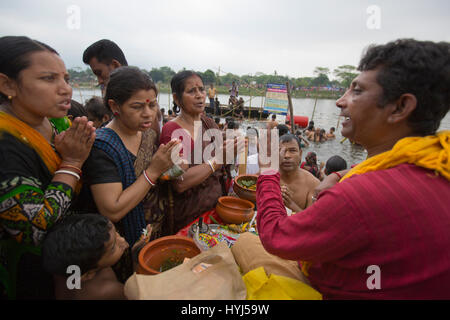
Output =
[{"x1": 73, "y1": 82, "x2": 345, "y2": 100}]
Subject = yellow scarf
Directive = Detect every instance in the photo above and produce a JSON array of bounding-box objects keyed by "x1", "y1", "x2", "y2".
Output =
[
  {"x1": 341, "y1": 130, "x2": 450, "y2": 182},
  {"x1": 300, "y1": 130, "x2": 450, "y2": 277},
  {"x1": 0, "y1": 111, "x2": 62, "y2": 174}
]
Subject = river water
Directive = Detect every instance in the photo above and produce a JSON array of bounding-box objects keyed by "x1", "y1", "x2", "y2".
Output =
[{"x1": 72, "y1": 88, "x2": 450, "y2": 168}]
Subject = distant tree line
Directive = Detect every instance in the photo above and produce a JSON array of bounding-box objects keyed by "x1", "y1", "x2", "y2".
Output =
[{"x1": 68, "y1": 65, "x2": 358, "y2": 90}]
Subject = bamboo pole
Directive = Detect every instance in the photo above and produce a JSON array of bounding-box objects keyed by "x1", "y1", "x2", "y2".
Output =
[
  {"x1": 157, "y1": 84, "x2": 160, "y2": 103},
  {"x1": 311, "y1": 97, "x2": 318, "y2": 122},
  {"x1": 336, "y1": 115, "x2": 341, "y2": 130},
  {"x1": 78, "y1": 86, "x2": 84, "y2": 105},
  {"x1": 259, "y1": 95, "x2": 265, "y2": 121},
  {"x1": 248, "y1": 95, "x2": 252, "y2": 120},
  {"x1": 286, "y1": 82, "x2": 295, "y2": 131},
  {"x1": 168, "y1": 90, "x2": 171, "y2": 110}
]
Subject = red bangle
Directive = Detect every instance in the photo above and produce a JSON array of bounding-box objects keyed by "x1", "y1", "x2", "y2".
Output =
[
  {"x1": 332, "y1": 171, "x2": 342, "y2": 180},
  {"x1": 143, "y1": 170, "x2": 156, "y2": 186},
  {"x1": 59, "y1": 165, "x2": 82, "y2": 175}
]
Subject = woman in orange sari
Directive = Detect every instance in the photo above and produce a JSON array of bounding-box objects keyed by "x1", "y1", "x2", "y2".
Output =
[{"x1": 0, "y1": 36, "x2": 95, "y2": 299}]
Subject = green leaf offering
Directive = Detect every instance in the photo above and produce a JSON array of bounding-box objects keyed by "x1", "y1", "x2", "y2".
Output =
[{"x1": 239, "y1": 179, "x2": 256, "y2": 188}]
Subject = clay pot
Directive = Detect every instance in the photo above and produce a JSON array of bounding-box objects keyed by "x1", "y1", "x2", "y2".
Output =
[
  {"x1": 215, "y1": 196, "x2": 255, "y2": 224},
  {"x1": 233, "y1": 174, "x2": 258, "y2": 204},
  {"x1": 137, "y1": 235, "x2": 201, "y2": 275}
]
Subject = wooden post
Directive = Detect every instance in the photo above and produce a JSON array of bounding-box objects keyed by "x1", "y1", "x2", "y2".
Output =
[
  {"x1": 336, "y1": 115, "x2": 341, "y2": 131},
  {"x1": 157, "y1": 84, "x2": 160, "y2": 103},
  {"x1": 311, "y1": 97, "x2": 318, "y2": 122},
  {"x1": 286, "y1": 82, "x2": 295, "y2": 131},
  {"x1": 168, "y1": 89, "x2": 171, "y2": 110},
  {"x1": 78, "y1": 86, "x2": 84, "y2": 105},
  {"x1": 259, "y1": 95, "x2": 265, "y2": 121},
  {"x1": 248, "y1": 95, "x2": 252, "y2": 120}
]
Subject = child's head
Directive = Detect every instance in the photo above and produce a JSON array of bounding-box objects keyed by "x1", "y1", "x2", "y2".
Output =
[
  {"x1": 85, "y1": 96, "x2": 112, "y2": 128},
  {"x1": 325, "y1": 155, "x2": 348, "y2": 175},
  {"x1": 277, "y1": 124, "x2": 290, "y2": 137},
  {"x1": 42, "y1": 214, "x2": 128, "y2": 279},
  {"x1": 68, "y1": 99, "x2": 88, "y2": 121}
]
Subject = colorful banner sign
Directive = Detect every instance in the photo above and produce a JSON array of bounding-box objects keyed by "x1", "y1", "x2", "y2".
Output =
[{"x1": 264, "y1": 83, "x2": 288, "y2": 115}]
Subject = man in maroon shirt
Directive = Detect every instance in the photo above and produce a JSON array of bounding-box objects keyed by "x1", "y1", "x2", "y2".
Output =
[{"x1": 254, "y1": 39, "x2": 450, "y2": 299}]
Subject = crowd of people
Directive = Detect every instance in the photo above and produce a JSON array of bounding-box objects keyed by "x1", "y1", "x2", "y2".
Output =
[{"x1": 0, "y1": 36, "x2": 449, "y2": 300}]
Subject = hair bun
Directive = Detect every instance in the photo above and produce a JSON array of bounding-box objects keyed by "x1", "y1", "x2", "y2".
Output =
[{"x1": 172, "y1": 102, "x2": 180, "y2": 114}]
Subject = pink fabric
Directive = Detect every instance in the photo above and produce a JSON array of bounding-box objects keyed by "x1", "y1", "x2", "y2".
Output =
[
  {"x1": 256, "y1": 164, "x2": 450, "y2": 299},
  {"x1": 160, "y1": 121, "x2": 194, "y2": 161}
]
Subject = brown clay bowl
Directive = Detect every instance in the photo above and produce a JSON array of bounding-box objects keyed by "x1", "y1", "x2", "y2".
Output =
[
  {"x1": 137, "y1": 235, "x2": 201, "y2": 275},
  {"x1": 215, "y1": 196, "x2": 255, "y2": 225},
  {"x1": 233, "y1": 174, "x2": 258, "y2": 204}
]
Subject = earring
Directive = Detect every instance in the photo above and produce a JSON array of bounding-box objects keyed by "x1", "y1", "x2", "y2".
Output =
[
  {"x1": 113, "y1": 112, "x2": 119, "y2": 117},
  {"x1": 8, "y1": 95, "x2": 12, "y2": 100}
]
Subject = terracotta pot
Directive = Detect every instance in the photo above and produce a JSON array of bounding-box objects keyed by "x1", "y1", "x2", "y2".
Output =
[
  {"x1": 137, "y1": 235, "x2": 201, "y2": 275},
  {"x1": 215, "y1": 196, "x2": 255, "y2": 224},
  {"x1": 233, "y1": 174, "x2": 258, "y2": 204}
]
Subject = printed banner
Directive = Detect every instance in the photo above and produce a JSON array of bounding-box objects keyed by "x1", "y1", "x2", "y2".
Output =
[{"x1": 264, "y1": 84, "x2": 288, "y2": 115}]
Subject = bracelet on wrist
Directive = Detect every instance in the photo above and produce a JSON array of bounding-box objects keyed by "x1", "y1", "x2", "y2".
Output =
[
  {"x1": 143, "y1": 169, "x2": 156, "y2": 186},
  {"x1": 59, "y1": 165, "x2": 82, "y2": 175},
  {"x1": 54, "y1": 169, "x2": 81, "y2": 180},
  {"x1": 332, "y1": 171, "x2": 342, "y2": 180}
]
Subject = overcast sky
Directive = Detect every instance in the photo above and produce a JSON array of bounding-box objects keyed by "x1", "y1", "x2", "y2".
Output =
[{"x1": 1, "y1": 0, "x2": 449, "y2": 78}]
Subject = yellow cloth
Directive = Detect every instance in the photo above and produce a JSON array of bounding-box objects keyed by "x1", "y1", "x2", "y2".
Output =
[
  {"x1": 341, "y1": 130, "x2": 450, "y2": 182},
  {"x1": 208, "y1": 88, "x2": 216, "y2": 99},
  {"x1": 243, "y1": 267, "x2": 322, "y2": 300},
  {"x1": 0, "y1": 112, "x2": 62, "y2": 173},
  {"x1": 301, "y1": 131, "x2": 450, "y2": 278}
]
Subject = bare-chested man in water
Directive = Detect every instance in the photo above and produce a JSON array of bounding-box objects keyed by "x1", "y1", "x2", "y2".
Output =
[{"x1": 279, "y1": 134, "x2": 320, "y2": 213}]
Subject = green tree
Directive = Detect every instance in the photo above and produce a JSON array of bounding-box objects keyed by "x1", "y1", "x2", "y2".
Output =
[
  {"x1": 202, "y1": 69, "x2": 216, "y2": 84},
  {"x1": 160, "y1": 66, "x2": 176, "y2": 82},
  {"x1": 311, "y1": 74, "x2": 330, "y2": 87},
  {"x1": 295, "y1": 77, "x2": 313, "y2": 87},
  {"x1": 149, "y1": 68, "x2": 165, "y2": 83},
  {"x1": 220, "y1": 73, "x2": 240, "y2": 85},
  {"x1": 333, "y1": 65, "x2": 359, "y2": 88},
  {"x1": 312, "y1": 67, "x2": 331, "y2": 87},
  {"x1": 313, "y1": 66, "x2": 330, "y2": 77}
]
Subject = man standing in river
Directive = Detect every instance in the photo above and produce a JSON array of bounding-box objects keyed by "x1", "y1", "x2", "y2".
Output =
[{"x1": 279, "y1": 134, "x2": 320, "y2": 214}]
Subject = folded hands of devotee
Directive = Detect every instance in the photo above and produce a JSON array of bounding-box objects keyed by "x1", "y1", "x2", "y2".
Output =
[
  {"x1": 281, "y1": 185, "x2": 301, "y2": 213},
  {"x1": 54, "y1": 116, "x2": 96, "y2": 167}
]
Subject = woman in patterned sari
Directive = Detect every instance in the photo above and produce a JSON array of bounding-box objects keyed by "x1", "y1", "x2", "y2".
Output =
[
  {"x1": 0, "y1": 36, "x2": 96, "y2": 299},
  {"x1": 78, "y1": 67, "x2": 179, "y2": 282},
  {"x1": 160, "y1": 71, "x2": 241, "y2": 234}
]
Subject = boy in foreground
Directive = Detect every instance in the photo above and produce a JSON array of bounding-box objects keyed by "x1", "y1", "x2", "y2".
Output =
[{"x1": 42, "y1": 214, "x2": 151, "y2": 300}]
